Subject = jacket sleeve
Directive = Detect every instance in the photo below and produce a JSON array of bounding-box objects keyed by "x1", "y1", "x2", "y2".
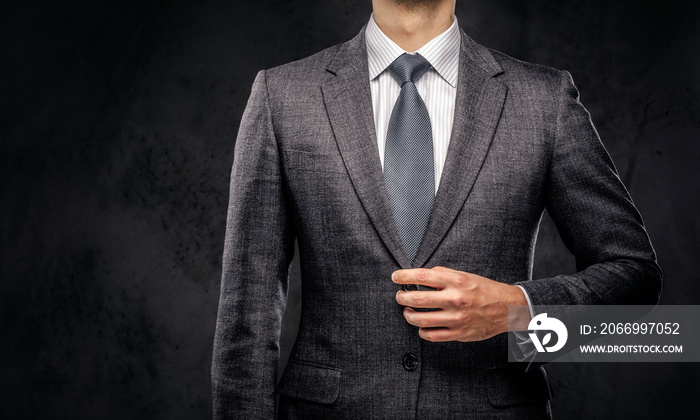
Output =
[
  {"x1": 516, "y1": 70, "x2": 662, "y2": 307},
  {"x1": 211, "y1": 70, "x2": 295, "y2": 419}
]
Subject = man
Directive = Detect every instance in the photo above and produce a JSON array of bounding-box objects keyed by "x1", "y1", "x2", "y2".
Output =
[{"x1": 212, "y1": 0, "x2": 661, "y2": 418}]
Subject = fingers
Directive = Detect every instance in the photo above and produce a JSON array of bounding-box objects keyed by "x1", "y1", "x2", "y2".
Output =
[
  {"x1": 418, "y1": 327, "x2": 457, "y2": 342},
  {"x1": 402, "y1": 307, "x2": 458, "y2": 329},
  {"x1": 431, "y1": 266, "x2": 457, "y2": 273},
  {"x1": 396, "y1": 289, "x2": 467, "y2": 309},
  {"x1": 402, "y1": 308, "x2": 475, "y2": 342},
  {"x1": 396, "y1": 290, "x2": 437, "y2": 308},
  {"x1": 392, "y1": 267, "x2": 464, "y2": 288}
]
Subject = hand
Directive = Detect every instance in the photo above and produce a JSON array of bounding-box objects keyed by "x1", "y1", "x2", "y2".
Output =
[{"x1": 392, "y1": 266, "x2": 530, "y2": 342}]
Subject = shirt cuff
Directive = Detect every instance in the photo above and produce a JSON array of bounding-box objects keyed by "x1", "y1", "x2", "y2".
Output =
[
  {"x1": 515, "y1": 284, "x2": 535, "y2": 320},
  {"x1": 510, "y1": 285, "x2": 538, "y2": 362}
]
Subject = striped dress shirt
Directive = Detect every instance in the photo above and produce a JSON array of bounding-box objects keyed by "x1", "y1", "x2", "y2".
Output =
[{"x1": 365, "y1": 14, "x2": 461, "y2": 193}]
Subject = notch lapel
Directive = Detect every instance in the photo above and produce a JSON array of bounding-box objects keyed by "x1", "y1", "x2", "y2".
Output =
[
  {"x1": 321, "y1": 30, "x2": 412, "y2": 269},
  {"x1": 413, "y1": 31, "x2": 508, "y2": 268}
]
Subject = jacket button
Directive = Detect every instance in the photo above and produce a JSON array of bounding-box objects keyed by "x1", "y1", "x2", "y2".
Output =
[
  {"x1": 402, "y1": 284, "x2": 417, "y2": 291},
  {"x1": 403, "y1": 353, "x2": 419, "y2": 371}
]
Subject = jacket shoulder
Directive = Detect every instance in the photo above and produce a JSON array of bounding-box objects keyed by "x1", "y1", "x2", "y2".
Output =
[
  {"x1": 262, "y1": 42, "x2": 343, "y2": 89},
  {"x1": 488, "y1": 48, "x2": 572, "y2": 92}
]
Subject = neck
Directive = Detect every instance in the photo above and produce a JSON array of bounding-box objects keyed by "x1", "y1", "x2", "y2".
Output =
[{"x1": 372, "y1": 0, "x2": 455, "y2": 52}]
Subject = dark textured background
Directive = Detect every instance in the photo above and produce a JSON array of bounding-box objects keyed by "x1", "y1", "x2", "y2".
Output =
[{"x1": 2, "y1": 0, "x2": 699, "y2": 418}]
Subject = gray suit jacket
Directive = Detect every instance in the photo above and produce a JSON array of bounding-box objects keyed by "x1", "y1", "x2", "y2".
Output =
[{"x1": 212, "y1": 27, "x2": 661, "y2": 419}]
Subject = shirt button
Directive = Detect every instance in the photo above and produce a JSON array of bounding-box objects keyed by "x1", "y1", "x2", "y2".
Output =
[
  {"x1": 403, "y1": 353, "x2": 419, "y2": 371},
  {"x1": 402, "y1": 284, "x2": 417, "y2": 292}
]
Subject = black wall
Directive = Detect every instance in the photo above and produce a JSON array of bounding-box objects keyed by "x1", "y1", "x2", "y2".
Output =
[{"x1": 2, "y1": 0, "x2": 699, "y2": 418}]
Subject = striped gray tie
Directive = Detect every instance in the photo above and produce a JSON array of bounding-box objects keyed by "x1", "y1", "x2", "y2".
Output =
[{"x1": 383, "y1": 53, "x2": 434, "y2": 262}]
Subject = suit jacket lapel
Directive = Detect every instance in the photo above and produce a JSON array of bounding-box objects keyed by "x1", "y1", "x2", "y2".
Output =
[
  {"x1": 321, "y1": 29, "x2": 413, "y2": 269},
  {"x1": 413, "y1": 31, "x2": 507, "y2": 268}
]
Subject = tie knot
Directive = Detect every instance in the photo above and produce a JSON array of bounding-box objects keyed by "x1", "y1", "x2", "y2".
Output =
[{"x1": 387, "y1": 53, "x2": 432, "y2": 86}]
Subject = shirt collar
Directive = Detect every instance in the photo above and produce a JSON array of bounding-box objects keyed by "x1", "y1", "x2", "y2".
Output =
[{"x1": 365, "y1": 13, "x2": 461, "y2": 87}]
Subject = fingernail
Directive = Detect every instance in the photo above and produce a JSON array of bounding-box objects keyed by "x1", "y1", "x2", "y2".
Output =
[{"x1": 391, "y1": 272, "x2": 397, "y2": 282}]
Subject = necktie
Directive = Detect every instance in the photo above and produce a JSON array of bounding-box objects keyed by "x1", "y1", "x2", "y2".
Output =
[{"x1": 383, "y1": 53, "x2": 434, "y2": 262}]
